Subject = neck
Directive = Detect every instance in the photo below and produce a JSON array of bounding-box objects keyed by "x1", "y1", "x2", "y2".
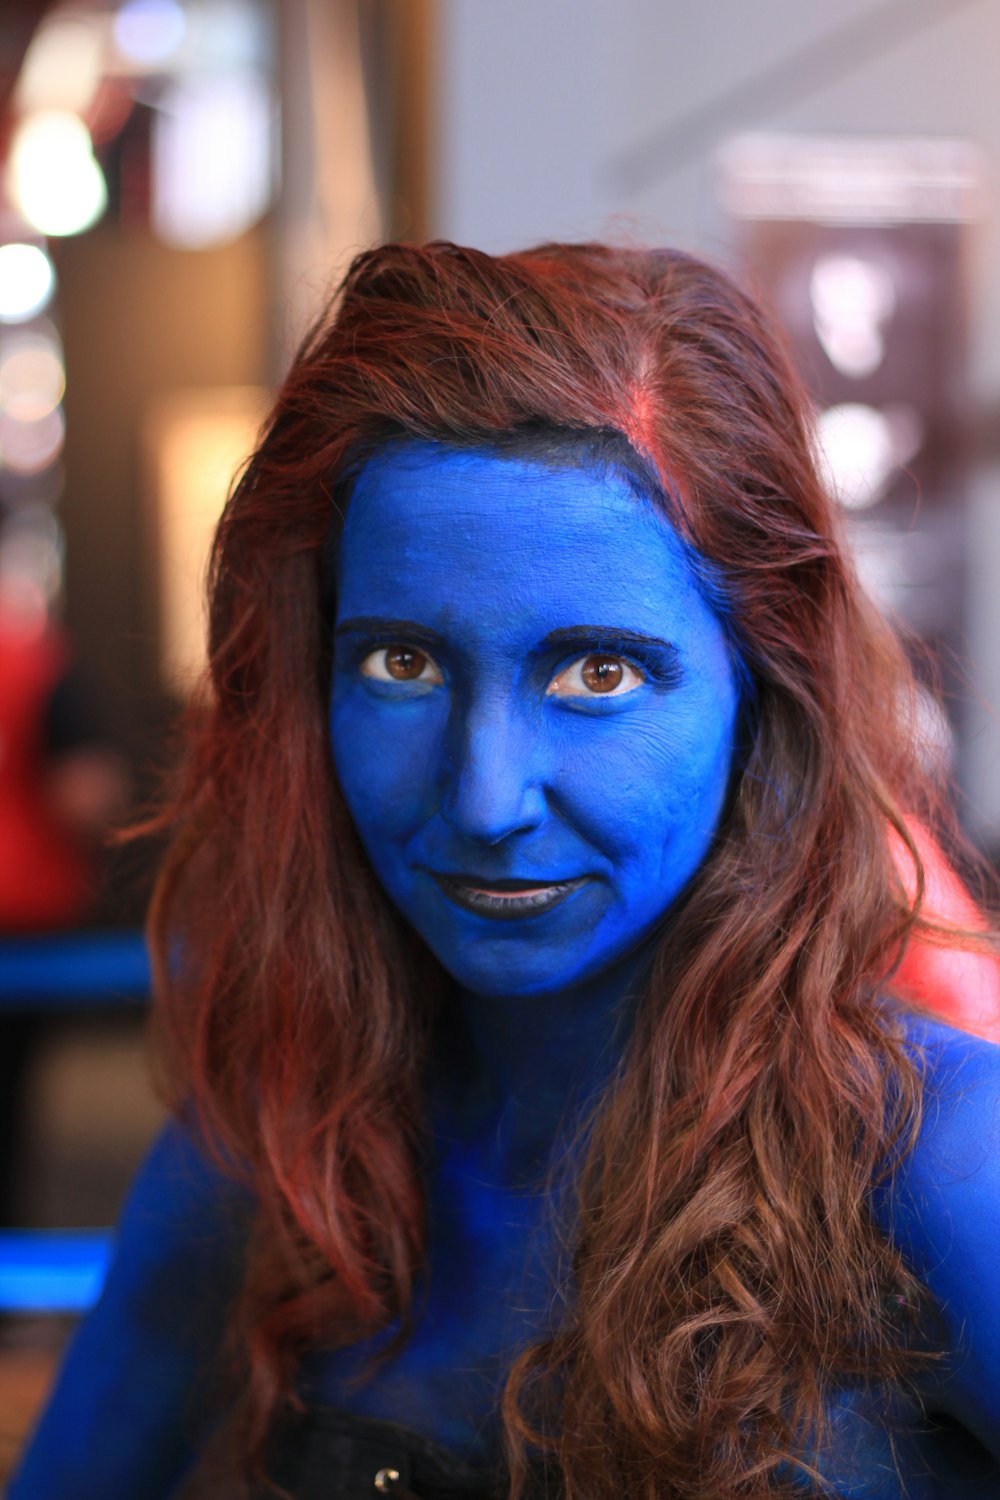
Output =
[{"x1": 432, "y1": 949, "x2": 651, "y2": 1179}]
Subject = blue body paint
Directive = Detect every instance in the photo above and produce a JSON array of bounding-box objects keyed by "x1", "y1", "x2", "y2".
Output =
[
  {"x1": 331, "y1": 441, "x2": 743, "y2": 1451},
  {"x1": 11, "y1": 442, "x2": 1000, "y2": 1494},
  {"x1": 329, "y1": 443, "x2": 741, "y2": 1007},
  {"x1": 869, "y1": 1016, "x2": 1000, "y2": 1479},
  {"x1": 8, "y1": 1120, "x2": 252, "y2": 1498}
]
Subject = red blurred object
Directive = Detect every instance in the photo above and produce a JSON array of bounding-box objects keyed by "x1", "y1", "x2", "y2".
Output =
[
  {"x1": 890, "y1": 820, "x2": 1000, "y2": 1043},
  {"x1": 0, "y1": 610, "x2": 90, "y2": 930}
]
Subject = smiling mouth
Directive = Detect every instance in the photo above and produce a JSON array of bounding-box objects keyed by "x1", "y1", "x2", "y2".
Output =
[{"x1": 431, "y1": 874, "x2": 590, "y2": 920}]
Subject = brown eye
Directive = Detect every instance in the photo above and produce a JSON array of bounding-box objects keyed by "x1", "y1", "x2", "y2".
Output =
[
  {"x1": 546, "y1": 653, "x2": 645, "y2": 699},
  {"x1": 385, "y1": 647, "x2": 426, "y2": 680},
  {"x1": 580, "y1": 655, "x2": 624, "y2": 693},
  {"x1": 360, "y1": 645, "x2": 443, "y2": 685}
]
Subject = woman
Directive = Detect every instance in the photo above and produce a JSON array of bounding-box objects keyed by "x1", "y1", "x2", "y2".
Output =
[{"x1": 11, "y1": 241, "x2": 1000, "y2": 1499}]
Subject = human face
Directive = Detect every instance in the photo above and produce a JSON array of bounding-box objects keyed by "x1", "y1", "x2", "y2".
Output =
[{"x1": 330, "y1": 442, "x2": 740, "y2": 1000}]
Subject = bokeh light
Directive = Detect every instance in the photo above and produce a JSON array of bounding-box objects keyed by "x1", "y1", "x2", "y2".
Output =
[
  {"x1": 810, "y1": 254, "x2": 897, "y2": 380},
  {"x1": 0, "y1": 244, "x2": 56, "y2": 324},
  {"x1": 815, "y1": 403, "x2": 896, "y2": 511},
  {"x1": 0, "y1": 336, "x2": 66, "y2": 422},
  {"x1": 152, "y1": 71, "x2": 274, "y2": 248},
  {"x1": 8, "y1": 111, "x2": 108, "y2": 237},
  {"x1": 0, "y1": 503, "x2": 64, "y2": 624},
  {"x1": 113, "y1": 0, "x2": 187, "y2": 67},
  {"x1": 0, "y1": 408, "x2": 66, "y2": 475},
  {"x1": 15, "y1": 14, "x2": 105, "y2": 116}
]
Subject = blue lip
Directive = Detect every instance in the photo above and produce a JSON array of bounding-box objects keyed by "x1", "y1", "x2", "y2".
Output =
[{"x1": 430, "y1": 873, "x2": 590, "y2": 921}]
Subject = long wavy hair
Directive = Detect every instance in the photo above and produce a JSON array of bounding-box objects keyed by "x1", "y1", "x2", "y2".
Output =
[{"x1": 150, "y1": 241, "x2": 961, "y2": 1497}]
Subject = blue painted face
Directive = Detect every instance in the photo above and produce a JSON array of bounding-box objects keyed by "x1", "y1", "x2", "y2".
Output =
[{"x1": 330, "y1": 442, "x2": 740, "y2": 1000}]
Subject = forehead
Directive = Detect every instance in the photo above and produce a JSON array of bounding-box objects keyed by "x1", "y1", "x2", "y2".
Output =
[{"x1": 336, "y1": 442, "x2": 711, "y2": 633}]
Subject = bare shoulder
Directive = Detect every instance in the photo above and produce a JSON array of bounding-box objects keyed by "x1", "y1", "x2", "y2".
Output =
[
  {"x1": 902, "y1": 1011, "x2": 1000, "y2": 1165},
  {"x1": 882, "y1": 1010, "x2": 1000, "y2": 1241},
  {"x1": 876, "y1": 1012, "x2": 1000, "y2": 1449}
]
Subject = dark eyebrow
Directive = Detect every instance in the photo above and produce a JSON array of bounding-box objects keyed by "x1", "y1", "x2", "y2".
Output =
[
  {"x1": 542, "y1": 625, "x2": 682, "y2": 666},
  {"x1": 334, "y1": 616, "x2": 447, "y2": 648}
]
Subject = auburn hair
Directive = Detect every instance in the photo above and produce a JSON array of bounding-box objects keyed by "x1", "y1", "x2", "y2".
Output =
[{"x1": 150, "y1": 242, "x2": 955, "y2": 1496}]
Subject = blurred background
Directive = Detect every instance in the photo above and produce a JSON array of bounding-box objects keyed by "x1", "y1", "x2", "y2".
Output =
[{"x1": 1, "y1": 0, "x2": 999, "y2": 1465}]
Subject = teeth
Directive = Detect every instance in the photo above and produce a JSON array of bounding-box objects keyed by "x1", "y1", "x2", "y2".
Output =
[
  {"x1": 477, "y1": 886, "x2": 550, "y2": 898},
  {"x1": 432, "y1": 874, "x2": 587, "y2": 919}
]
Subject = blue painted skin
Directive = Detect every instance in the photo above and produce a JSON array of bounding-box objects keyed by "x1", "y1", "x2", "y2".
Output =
[
  {"x1": 330, "y1": 445, "x2": 741, "y2": 1007},
  {"x1": 10, "y1": 444, "x2": 1000, "y2": 1498},
  {"x1": 318, "y1": 443, "x2": 741, "y2": 1451}
]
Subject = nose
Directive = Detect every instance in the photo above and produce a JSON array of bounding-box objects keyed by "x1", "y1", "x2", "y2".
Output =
[{"x1": 439, "y1": 696, "x2": 547, "y2": 845}]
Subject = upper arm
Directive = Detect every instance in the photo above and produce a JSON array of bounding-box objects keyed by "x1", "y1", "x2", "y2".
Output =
[
  {"x1": 7, "y1": 1117, "x2": 253, "y2": 1500},
  {"x1": 876, "y1": 1019, "x2": 1000, "y2": 1454}
]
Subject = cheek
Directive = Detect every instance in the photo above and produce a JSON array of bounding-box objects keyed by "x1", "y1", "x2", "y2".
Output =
[
  {"x1": 330, "y1": 693, "x2": 440, "y2": 846},
  {"x1": 653, "y1": 742, "x2": 734, "y2": 881},
  {"x1": 556, "y1": 696, "x2": 737, "y2": 885}
]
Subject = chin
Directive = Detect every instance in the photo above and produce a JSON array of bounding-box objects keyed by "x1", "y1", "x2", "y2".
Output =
[
  {"x1": 437, "y1": 962, "x2": 582, "y2": 1001},
  {"x1": 427, "y1": 939, "x2": 640, "y2": 1003}
]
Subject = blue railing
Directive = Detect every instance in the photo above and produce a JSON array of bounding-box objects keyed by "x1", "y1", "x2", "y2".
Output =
[
  {"x1": 0, "y1": 929, "x2": 150, "y2": 1312},
  {"x1": 0, "y1": 1230, "x2": 114, "y2": 1313},
  {"x1": 0, "y1": 930, "x2": 150, "y2": 1008}
]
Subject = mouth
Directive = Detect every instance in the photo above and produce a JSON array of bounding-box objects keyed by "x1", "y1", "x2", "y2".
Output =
[{"x1": 430, "y1": 873, "x2": 590, "y2": 920}]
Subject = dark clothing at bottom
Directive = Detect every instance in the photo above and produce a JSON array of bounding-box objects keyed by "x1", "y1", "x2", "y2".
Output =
[{"x1": 256, "y1": 1409, "x2": 504, "y2": 1500}]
